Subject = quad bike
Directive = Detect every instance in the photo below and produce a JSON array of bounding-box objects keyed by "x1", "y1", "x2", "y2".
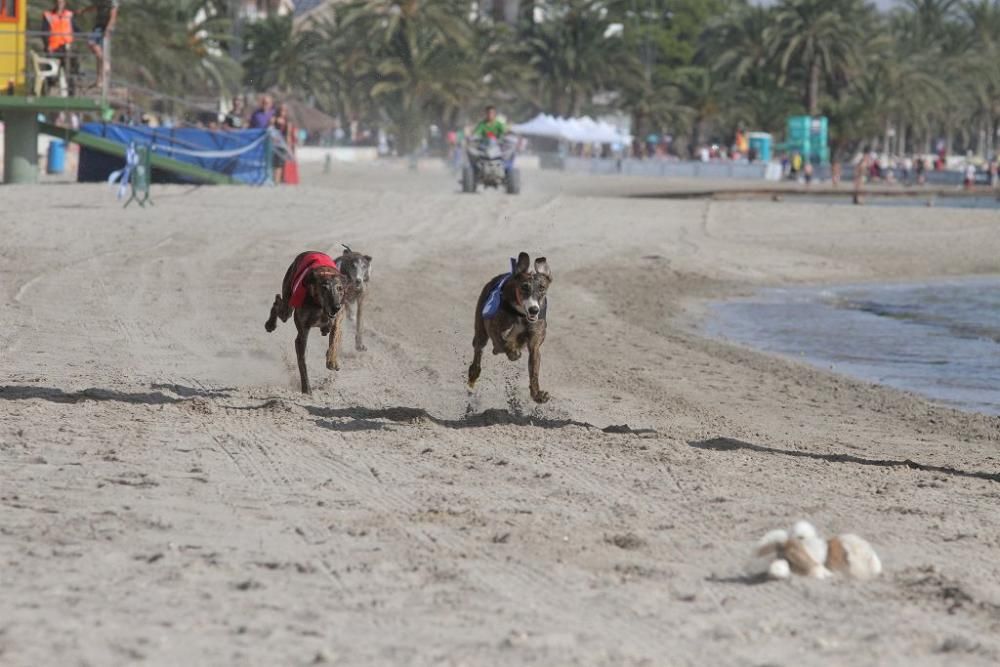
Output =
[{"x1": 461, "y1": 135, "x2": 521, "y2": 194}]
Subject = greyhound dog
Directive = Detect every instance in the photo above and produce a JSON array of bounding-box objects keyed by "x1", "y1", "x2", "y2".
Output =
[
  {"x1": 335, "y1": 245, "x2": 373, "y2": 352},
  {"x1": 264, "y1": 251, "x2": 347, "y2": 394},
  {"x1": 468, "y1": 252, "x2": 552, "y2": 403}
]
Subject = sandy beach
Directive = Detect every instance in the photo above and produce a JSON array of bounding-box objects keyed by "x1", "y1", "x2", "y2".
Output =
[{"x1": 2, "y1": 164, "x2": 999, "y2": 666}]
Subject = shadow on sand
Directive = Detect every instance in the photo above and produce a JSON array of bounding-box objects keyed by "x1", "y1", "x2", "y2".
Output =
[
  {"x1": 689, "y1": 436, "x2": 1000, "y2": 484},
  {"x1": 0, "y1": 383, "x2": 234, "y2": 406},
  {"x1": 0, "y1": 383, "x2": 657, "y2": 436},
  {"x1": 307, "y1": 404, "x2": 657, "y2": 435}
]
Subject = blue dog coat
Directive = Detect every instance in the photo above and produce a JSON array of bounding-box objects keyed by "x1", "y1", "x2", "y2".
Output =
[{"x1": 482, "y1": 257, "x2": 517, "y2": 319}]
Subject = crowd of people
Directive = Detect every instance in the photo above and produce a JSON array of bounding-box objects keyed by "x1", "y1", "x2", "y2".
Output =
[{"x1": 223, "y1": 94, "x2": 298, "y2": 185}]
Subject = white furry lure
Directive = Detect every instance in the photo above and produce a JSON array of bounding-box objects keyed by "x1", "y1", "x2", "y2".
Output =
[{"x1": 749, "y1": 520, "x2": 882, "y2": 581}]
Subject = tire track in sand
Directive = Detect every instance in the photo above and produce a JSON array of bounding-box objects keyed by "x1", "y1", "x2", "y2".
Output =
[{"x1": 191, "y1": 388, "x2": 676, "y2": 658}]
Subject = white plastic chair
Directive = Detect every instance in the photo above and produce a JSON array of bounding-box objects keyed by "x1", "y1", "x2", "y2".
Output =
[{"x1": 31, "y1": 52, "x2": 68, "y2": 97}]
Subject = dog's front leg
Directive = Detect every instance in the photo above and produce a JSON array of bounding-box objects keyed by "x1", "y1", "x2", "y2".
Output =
[
  {"x1": 469, "y1": 318, "x2": 489, "y2": 388},
  {"x1": 295, "y1": 326, "x2": 311, "y2": 394},
  {"x1": 326, "y1": 309, "x2": 346, "y2": 371},
  {"x1": 355, "y1": 293, "x2": 367, "y2": 352},
  {"x1": 528, "y1": 343, "x2": 549, "y2": 404},
  {"x1": 265, "y1": 294, "x2": 288, "y2": 332},
  {"x1": 468, "y1": 343, "x2": 485, "y2": 388}
]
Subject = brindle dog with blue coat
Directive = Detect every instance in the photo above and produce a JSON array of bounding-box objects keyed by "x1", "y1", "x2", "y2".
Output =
[{"x1": 468, "y1": 252, "x2": 552, "y2": 403}]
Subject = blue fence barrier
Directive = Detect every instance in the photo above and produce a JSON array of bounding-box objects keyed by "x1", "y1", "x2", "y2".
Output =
[{"x1": 77, "y1": 123, "x2": 271, "y2": 185}]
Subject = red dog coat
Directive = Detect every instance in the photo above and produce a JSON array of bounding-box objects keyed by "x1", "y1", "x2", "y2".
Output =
[{"x1": 289, "y1": 252, "x2": 339, "y2": 308}]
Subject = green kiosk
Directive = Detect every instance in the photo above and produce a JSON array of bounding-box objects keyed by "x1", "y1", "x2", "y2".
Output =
[{"x1": 785, "y1": 115, "x2": 830, "y2": 165}]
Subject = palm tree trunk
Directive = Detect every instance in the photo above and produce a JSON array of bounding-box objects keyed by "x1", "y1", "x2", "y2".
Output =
[
  {"x1": 808, "y1": 61, "x2": 820, "y2": 116},
  {"x1": 632, "y1": 110, "x2": 645, "y2": 157},
  {"x1": 569, "y1": 88, "x2": 580, "y2": 117},
  {"x1": 898, "y1": 120, "x2": 907, "y2": 157}
]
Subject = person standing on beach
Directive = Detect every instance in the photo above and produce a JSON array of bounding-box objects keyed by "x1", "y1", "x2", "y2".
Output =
[
  {"x1": 853, "y1": 152, "x2": 869, "y2": 204},
  {"x1": 791, "y1": 152, "x2": 803, "y2": 180},
  {"x1": 249, "y1": 95, "x2": 275, "y2": 129},
  {"x1": 41, "y1": 0, "x2": 80, "y2": 95},
  {"x1": 964, "y1": 162, "x2": 976, "y2": 190},
  {"x1": 80, "y1": 0, "x2": 118, "y2": 89},
  {"x1": 272, "y1": 103, "x2": 295, "y2": 184},
  {"x1": 224, "y1": 97, "x2": 246, "y2": 130}
]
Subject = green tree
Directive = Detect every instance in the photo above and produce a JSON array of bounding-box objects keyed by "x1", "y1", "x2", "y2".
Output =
[
  {"x1": 338, "y1": 0, "x2": 477, "y2": 153},
  {"x1": 766, "y1": 0, "x2": 869, "y2": 115},
  {"x1": 112, "y1": 0, "x2": 242, "y2": 101},
  {"x1": 523, "y1": 0, "x2": 638, "y2": 117},
  {"x1": 242, "y1": 13, "x2": 322, "y2": 95}
]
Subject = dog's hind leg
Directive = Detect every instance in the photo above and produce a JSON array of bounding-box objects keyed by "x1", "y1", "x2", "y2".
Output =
[
  {"x1": 326, "y1": 309, "x2": 346, "y2": 371},
  {"x1": 295, "y1": 325, "x2": 311, "y2": 394},
  {"x1": 265, "y1": 294, "x2": 293, "y2": 332},
  {"x1": 528, "y1": 343, "x2": 549, "y2": 404},
  {"x1": 355, "y1": 293, "x2": 367, "y2": 352}
]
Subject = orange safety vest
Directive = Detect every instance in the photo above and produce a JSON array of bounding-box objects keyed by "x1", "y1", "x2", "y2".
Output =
[{"x1": 44, "y1": 10, "x2": 74, "y2": 52}]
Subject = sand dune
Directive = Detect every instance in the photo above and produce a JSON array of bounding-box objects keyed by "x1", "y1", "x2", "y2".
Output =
[{"x1": 1, "y1": 165, "x2": 999, "y2": 665}]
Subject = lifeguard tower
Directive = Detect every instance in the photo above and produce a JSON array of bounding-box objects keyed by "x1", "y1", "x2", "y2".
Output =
[{"x1": 0, "y1": 0, "x2": 109, "y2": 183}]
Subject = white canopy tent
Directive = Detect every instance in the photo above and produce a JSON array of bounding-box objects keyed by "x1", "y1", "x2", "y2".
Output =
[{"x1": 511, "y1": 113, "x2": 631, "y2": 146}]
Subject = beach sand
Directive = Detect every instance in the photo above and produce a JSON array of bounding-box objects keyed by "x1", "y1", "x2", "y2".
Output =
[{"x1": 2, "y1": 164, "x2": 999, "y2": 665}]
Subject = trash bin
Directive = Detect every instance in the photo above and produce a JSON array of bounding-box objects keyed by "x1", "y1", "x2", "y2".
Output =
[
  {"x1": 47, "y1": 139, "x2": 66, "y2": 175},
  {"x1": 748, "y1": 132, "x2": 772, "y2": 163}
]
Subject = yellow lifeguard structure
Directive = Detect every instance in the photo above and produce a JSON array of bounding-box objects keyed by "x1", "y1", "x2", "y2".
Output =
[
  {"x1": 0, "y1": 0, "x2": 109, "y2": 183},
  {"x1": 0, "y1": 0, "x2": 28, "y2": 94}
]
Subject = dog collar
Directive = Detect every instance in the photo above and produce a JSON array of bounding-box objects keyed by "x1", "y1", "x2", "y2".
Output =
[{"x1": 501, "y1": 300, "x2": 523, "y2": 317}]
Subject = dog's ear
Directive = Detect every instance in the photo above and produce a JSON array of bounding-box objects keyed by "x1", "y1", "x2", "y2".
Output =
[
  {"x1": 515, "y1": 252, "x2": 530, "y2": 274},
  {"x1": 534, "y1": 257, "x2": 550, "y2": 277}
]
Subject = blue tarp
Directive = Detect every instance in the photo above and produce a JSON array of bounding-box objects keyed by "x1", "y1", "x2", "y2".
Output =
[{"x1": 77, "y1": 123, "x2": 270, "y2": 185}]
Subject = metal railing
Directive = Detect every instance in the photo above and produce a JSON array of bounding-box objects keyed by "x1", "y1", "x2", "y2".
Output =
[{"x1": 0, "y1": 28, "x2": 111, "y2": 104}]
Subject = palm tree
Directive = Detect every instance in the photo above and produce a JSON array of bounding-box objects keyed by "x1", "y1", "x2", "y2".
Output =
[
  {"x1": 669, "y1": 66, "x2": 724, "y2": 151},
  {"x1": 766, "y1": 0, "x2": 868, "y2": 115},
  {"x1": 338, "y1": 0, "x2": 477, "y2": 153},
  {"x1": 523, "y1": 0, "x2": 638, "y2": 117},
  {"x1": 306, "y1": 15, "x2": 379, "y2": 126},
  {"x1": 113, "y1": 0, "x2": 242, "y2": 102},
  {"x1": 892, "y1": 0, "x2": 962, "y2": 48},
  {"x1": 242, "y1": 13, "x2": 322, "y2": 95},
  {"x1": 699, "y1": 4, "x2": 774, "y2": 87}
]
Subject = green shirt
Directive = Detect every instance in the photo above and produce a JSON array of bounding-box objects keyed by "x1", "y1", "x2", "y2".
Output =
[{"x1": 473, "y1": 119, "x2": 506, "y2": 139}]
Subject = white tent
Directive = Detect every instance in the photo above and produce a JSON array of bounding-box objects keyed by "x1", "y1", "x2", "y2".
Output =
[{"x1": 511, "y1": 113, "x2": 631, "y2": 146}]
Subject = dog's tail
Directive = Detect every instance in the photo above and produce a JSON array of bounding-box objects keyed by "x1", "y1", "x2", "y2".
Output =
[{"x1": 342, "y1": 244, "x2": 353, "y2": 254}]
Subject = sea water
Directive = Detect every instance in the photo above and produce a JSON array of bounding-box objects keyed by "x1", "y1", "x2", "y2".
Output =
[{"x1": 707, "y1": 277, "x2": 1000, "y2": 415}]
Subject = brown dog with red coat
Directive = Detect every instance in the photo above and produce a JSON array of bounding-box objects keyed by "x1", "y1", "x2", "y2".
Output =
[{"x1": 265, "y1": 251, "x2": 347, "y2": 394}]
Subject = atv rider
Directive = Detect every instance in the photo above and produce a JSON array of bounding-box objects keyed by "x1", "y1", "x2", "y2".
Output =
[
  {"x1": 468, "y1": 105, "x2": 512, "y2": 177},
  {"x1": 473, "y1": 105, "x2": 507, "y2": 142}
]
